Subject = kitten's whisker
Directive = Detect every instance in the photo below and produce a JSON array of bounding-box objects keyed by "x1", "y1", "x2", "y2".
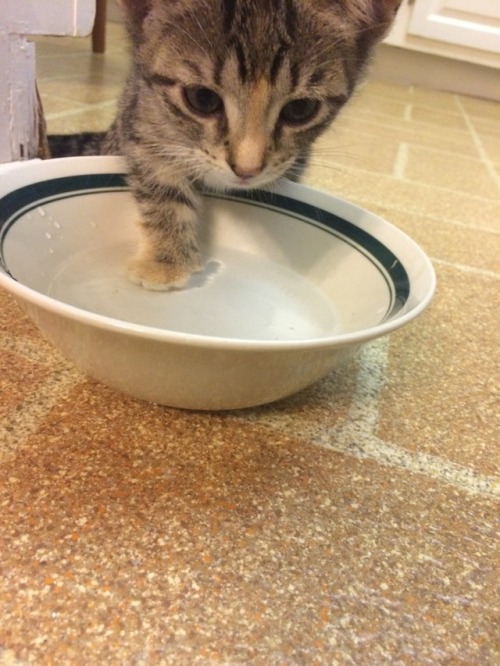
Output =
[{"x1": 306, "y1": 161, "x2": 345, "y2": 172}]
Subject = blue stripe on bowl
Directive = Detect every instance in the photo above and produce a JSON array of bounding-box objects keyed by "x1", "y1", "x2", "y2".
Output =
[{"x1": 0, "y1": 174, "x2": 410, "y2": 319}]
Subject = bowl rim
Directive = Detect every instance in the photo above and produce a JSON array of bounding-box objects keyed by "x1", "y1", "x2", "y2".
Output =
[{"x1": 0, "y1": 156, "x2": 436, "y2": 352}]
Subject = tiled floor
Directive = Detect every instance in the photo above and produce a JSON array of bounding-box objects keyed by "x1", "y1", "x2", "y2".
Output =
[{"x1": 1, "y1": 21, "x2": 499, "y2": 665}]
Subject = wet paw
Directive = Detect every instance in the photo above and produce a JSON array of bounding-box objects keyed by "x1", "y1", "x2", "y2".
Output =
[{"x1": 127, "y1": 257, "x2": 203, "y2": 291}]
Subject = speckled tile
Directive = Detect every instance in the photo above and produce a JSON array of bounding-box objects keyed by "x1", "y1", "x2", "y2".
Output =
[
  {"x1": 378, "y1": 265, "x2": 500, "y2": 476},
  {"x1": 0, "y1": 350, "x2": 53, "y2": 420},
  {"x1": 457, "y1": 95, "x2": 500, "y2": 121},
  {"x1": 0, "y1": 295, "x2": 82, "y2": 465},
  {"x1": 404, "y1": 146, "x2": 499, "y2": 199},
  {"x1": 35, "y1": 56, "x2": 126, "y2": 85},
  {"x1": 409, "y1": 105, "x2": 469, "y2": 132},
  {"x1": 312, "y1": 124, "x2": 401, "y2": 176},
  {"x1": 359, "y1": 79, "x2": 412, "y2": 101},
  {"x1": 37, "y1": 94, "x2": 88, "y2": 119},
  {"x1": 0, "y1": 383, "x2": 498, "y2": 664},
  {"x1": 304, "y1": 164, "x2": 500, "y2": 232},
  {"x1": 44, "y1": 104, "x2": 119, "y2": 134},
  {"x1": 346, "y1": 92, "x2": 409, "y2": 121},
  {"x1": 474, "y1": 130, "x2": 500, "y2": 164},
  {"x1": 386, "y1": 210, "x2": 500, "y2": 274},
  {"x1": 0, "y1": 291, "x2": 39, "y2": 338},
  {"x1": 326, "y1": 113, "x2": 479, "y2": 159},
  {"x1": 40, "y1": 78, "x2": 124, "y2": 106},
  {"x1": 408, "y1": 86, "x2": 461, "y2": 111},
  {"x1": 468, "y1": 114, "x2": 500, "y2": 140}
]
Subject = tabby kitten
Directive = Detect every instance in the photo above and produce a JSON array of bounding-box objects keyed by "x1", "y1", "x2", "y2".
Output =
[{"x1": 49, "y1": 0, "x2": 401, "y2": 290}]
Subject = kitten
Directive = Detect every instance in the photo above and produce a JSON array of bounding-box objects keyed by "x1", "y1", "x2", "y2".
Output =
[{"x1": 49, "y1": 0, "x2": 401, "y2": 290}]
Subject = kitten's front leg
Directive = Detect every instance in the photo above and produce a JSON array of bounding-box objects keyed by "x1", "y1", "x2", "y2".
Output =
[{"x1": 127, "y1": 178, "x2": 203, "y2": 291}]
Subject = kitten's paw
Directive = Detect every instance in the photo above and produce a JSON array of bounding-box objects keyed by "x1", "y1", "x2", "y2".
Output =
[{"x1": 127, "y1": 257, "x2": 203, "y2": 291}]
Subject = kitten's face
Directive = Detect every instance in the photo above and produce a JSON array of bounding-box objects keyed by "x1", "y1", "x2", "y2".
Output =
[{"x1": 124, "y1": 0, "x2": 398, "y2": 190}]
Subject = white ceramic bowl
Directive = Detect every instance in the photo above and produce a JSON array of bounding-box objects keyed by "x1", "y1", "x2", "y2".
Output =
[{"x1": 0, "y1": 157, "x2": 435, "y2": 410}]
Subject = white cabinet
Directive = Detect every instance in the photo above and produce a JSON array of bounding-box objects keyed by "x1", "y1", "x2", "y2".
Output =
[
  {"x1": 2, "y1": 0, "x2": 95, "y2": 38},
  {"x1": 408, "y1": 0, "x2": 500, "y2": 52},
  {"x1": 376, "y1": 0, "x2": 500, "y2": 99}
]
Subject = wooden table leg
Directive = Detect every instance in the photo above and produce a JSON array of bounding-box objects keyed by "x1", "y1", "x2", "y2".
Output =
[{"x1": 92, "y1": 0, "x2": 107, "y2": 54}]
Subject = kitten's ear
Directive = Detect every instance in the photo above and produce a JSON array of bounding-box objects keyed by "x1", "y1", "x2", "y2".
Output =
[
  {"x1": 380, "y1": 0, "x2": 403, "y2": 11},
  {"x1": 319, "y1": 0, "x2": 401, "y2": 32},
  {"x1": 353, "y1": 0, "x2": 403, "y2": 22},
  {"x1": 379, "y1": 0, "x2": 403, "y2": 19},
  {"x1": 120, "y1": 0, "x2": 186, "y2": 44},
  {"x1": 345, "y1": 0, "x2": 403, "y2": 40},
  {"x1": 121, "y1": 0, "x2": 177, "y2": 45}
]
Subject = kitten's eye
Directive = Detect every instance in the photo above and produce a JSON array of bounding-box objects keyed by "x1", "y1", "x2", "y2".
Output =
[
  {"x1": 183, "y1": 86, "x2": 223, "y2": 116},
  {"x1": 280, "y1": 98, "x2": 320, "y2": 126}
]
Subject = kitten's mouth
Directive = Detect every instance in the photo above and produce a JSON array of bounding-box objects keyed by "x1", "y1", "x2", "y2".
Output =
[
  {"x1": 202, "y1": 169, "x2": 275, "y2": 192},
  {"x1": 232, "y1": 169, "x2": 278, "y2": 190},
  {"x1": 236, "y1": 177, "x2": 256, "y2": 188}
]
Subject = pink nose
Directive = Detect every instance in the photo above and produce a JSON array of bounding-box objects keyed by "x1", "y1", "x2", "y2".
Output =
[{"x1": 230, "y1": 162, "x2": 264, "y2": 180}]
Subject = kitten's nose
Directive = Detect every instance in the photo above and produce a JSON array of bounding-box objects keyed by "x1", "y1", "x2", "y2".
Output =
[
  {"x1": 230, "y1": 161, "x2": 264, "y2": 180},
  {"x1": 229, "y1": 134, "x2": 267, "y2": 180}
]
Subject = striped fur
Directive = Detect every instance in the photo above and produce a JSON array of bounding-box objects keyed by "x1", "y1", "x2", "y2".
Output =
[
  {"x1": 48, "y1": 132, "x2": 106, "y2": 157},
  {"x1": 50, "y1": 0, "x2": 401, "y2": 290}
]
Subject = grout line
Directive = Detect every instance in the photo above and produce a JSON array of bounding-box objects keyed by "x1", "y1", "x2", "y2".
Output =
[
  {"x1": 393, "y1": 142, "x2": 409, "y2": 179},
  {"x1": 318, "y1": 431, "x2": 500, "y2": 499},
  {"x1": 392, "y1": 140, "x2": 486, "y2": 163},
  {"x1": 454, "y1": 95, "x2": 500, "y2": 192},
  {"x1": 330, "y1": 122, "x2": 484, "y2": 163},
  {"x1": 45, "y1": 100, "x2": 117, "y2": 121},
  {"x1": 310, "y1": 162, "x2": 500, "y2": 208},
  {"x1": 310, "y1": 163, "x2": 498, "y2": 218},
  {"x1": 0, "y1": 335, "x2": 82, "y2": 464},
  {"x1": 426, "y1": 218, "x2": 499, "y2": 235},
  {"x1": 431, "y1": 257, "x2": 500, "y2": 280},
  {"x1": 321, "y1": 341, "x2": 499, "y2": 499},
  {"x1": 36, "y1": 52, "x2": 95, "y2": 61},
  {"x1": 238, "y1": 340, "x2": 500, "y2": 499},
  {"x1": 347, "y1": 107, "x2": 470, "y2": 135}
]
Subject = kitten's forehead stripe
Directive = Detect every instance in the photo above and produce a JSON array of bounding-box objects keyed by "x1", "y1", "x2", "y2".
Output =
[
  {"x1": 234, "y1": 39, "x2": 249, "y2": 83},
  {"x1": 270, "y1": 46, "x2": 287, "y2": 85},
  {"x1": 308, "y1": 69, "x2": 326, "y2": 87},
  {"x1": 282, "y1": 0, "x2": 298, "y2": 39},
  {"x1": 221, "y1": 0, "x2": 237, "y2": 34},
  {"x1": 289, "y1": 61, "x2": 300, "y2": 90},
  {"x1": 184, "y1": 61, "x2": 203, "y2": 79},
  {"x1": 217, "y1": 0, "x2": 300, "y2": 86},
  {"x1": 213, "y1": 55, "x2": 224, "y2": 87}
]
